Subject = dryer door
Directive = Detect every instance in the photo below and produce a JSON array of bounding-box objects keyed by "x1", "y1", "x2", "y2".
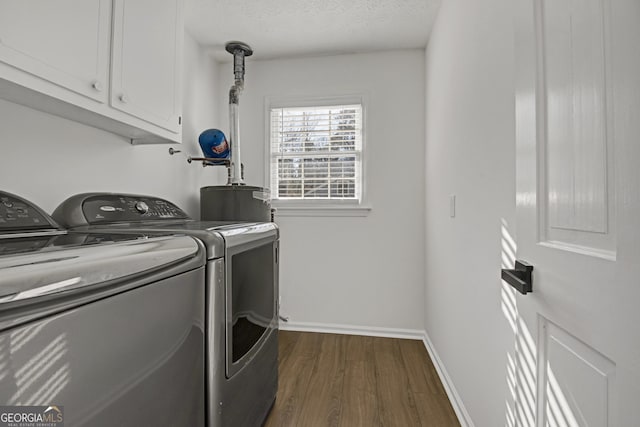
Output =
[{"x1": 224, "y1": 232, "x2": 278, "y2": 379}]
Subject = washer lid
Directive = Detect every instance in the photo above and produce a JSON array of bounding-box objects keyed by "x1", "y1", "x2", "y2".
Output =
[
  {"x1": 0, "y1": 231, "x2": 167, "y2": 257},
  {"x1": 0, "y1": 234, "x2": 203, "y2": 309},
  {"x1": 61, "y1": 221, "x2": 278, "y2": 260}
]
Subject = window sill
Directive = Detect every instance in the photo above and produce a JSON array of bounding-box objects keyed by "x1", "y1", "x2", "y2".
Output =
[{"x1": 272, "y1": 205, "x2": 372, "y2": 217}]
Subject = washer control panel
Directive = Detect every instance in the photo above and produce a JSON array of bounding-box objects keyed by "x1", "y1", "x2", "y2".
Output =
[
  {"x1": 80, "y1": 194, "x2": 190, "y2": 224},
  {"x1": 0, "y1": 191, "x2": 57, "y2": 231}
]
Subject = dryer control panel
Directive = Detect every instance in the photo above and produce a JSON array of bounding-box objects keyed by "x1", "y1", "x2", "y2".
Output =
[
  {"x1": 0, "y1": 191, "x2": 59, "y2": 231},
  {"x1": 53, "y1": 193, "x2": 191, "y2": 226}
]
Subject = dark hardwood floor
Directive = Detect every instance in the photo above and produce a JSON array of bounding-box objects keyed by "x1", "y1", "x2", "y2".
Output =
[{"x1": 264, "y1": 331, "x2": 460, "y2": 427}]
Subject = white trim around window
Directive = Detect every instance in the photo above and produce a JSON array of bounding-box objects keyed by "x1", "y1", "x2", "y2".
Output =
[{"x1": 264, "y1": 94, "x2": 371, "y2": 217}]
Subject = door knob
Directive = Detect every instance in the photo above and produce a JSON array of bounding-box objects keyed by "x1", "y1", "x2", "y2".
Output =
[{"x1": 501, "y1": 260, "x2": 533, "y2": 295}]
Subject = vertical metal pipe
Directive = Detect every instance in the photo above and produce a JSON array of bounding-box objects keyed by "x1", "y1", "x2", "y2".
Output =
[
  {"x1": 225, "y1": 41, "x2": 253, "y2": 186},
  {"x1": 229, "y1": 92, "x2": 242, "y2": 184}
]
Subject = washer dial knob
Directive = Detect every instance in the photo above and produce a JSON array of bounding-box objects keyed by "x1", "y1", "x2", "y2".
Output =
[{"x1": 135, "y1": 201, "x2": 149, "y2": 214}]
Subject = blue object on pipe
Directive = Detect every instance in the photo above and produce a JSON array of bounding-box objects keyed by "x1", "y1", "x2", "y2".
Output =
[{"x1": 198, "y1": 129, "x2": 230, "y2": 159}]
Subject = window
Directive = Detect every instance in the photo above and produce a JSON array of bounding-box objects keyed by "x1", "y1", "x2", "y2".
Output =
[{"x1": 269, "y1": 102, "x2": 363, "y2": 205}]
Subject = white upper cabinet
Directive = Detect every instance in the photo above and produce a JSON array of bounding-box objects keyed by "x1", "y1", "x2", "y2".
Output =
[
  {"x1": 0, "y1": 0, "x2": 184, "y2": 143},
  {"x1": 111, "y1": 0, "x2": 183, "y2": 133},
  {"x1": 0, "y1": 0, "x2": 111, "y2": 103}
]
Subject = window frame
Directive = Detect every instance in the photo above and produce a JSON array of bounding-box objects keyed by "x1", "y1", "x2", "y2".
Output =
[{"x1": 264, "y1": 94, "x2": 371, "y2": 217}]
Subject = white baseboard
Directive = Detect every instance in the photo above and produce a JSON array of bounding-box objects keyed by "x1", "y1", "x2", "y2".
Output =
[
  {"x1": 279, "y1": 320, "x2": 424, "y2": 340},
  {"x1": 422, "y1": 331, "x2": 474, "y2": 427}
]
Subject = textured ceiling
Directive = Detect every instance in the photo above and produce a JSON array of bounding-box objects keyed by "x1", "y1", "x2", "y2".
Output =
[{"x1": 185, "y1": 0, "x2": 441, "y2": 61}]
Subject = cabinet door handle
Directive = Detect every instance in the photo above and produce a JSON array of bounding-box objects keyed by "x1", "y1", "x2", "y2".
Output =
[
  {"x1": 91, "y1": 80, "x2": 103, "y2": 92},
  {"x1": 501, "y1": 260, "x2": 533, "y2": 295},
  {"x1": 119, "y1": 94, "x2": 129, "y2": 104}
]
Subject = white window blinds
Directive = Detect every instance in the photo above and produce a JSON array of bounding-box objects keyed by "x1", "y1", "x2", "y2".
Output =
[{"x1": 270, "y1": 104, "x2": 363, "y2": 201}]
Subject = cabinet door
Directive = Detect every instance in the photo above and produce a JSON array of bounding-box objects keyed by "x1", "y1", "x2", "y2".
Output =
[
  {"x1": 0, "y1": 0, "x2": 110, "y2": 103},
  {"x1": 111, "y1": 0, "x2": 183, "y2": 133}
]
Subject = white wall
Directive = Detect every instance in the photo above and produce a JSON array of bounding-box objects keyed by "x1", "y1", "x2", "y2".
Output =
[
  {"x1": 424, "y1": 0, "x2": 517, "y2": 425},
  {"x1": 214, "y1": 51, "x2": 426, "y2": 333},
  {"x1": 0, "y1": 32, "x2": 223, "y2": 216}
]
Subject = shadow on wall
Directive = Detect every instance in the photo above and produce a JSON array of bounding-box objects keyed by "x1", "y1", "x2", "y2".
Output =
[{"x1": 501, "y1": 219, "x2": 584, "y2": 427}]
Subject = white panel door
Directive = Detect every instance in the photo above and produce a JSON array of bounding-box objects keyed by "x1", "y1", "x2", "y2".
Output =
[
  {"x1": 512, "y1": 0, "x2": 640, "y2": 425},
  {"x1": 0, "y1": 0, "x2": 110, "y2": 102},
  {"x1": 110, "y1": 0, "x2": 183, "y2": 133}
]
